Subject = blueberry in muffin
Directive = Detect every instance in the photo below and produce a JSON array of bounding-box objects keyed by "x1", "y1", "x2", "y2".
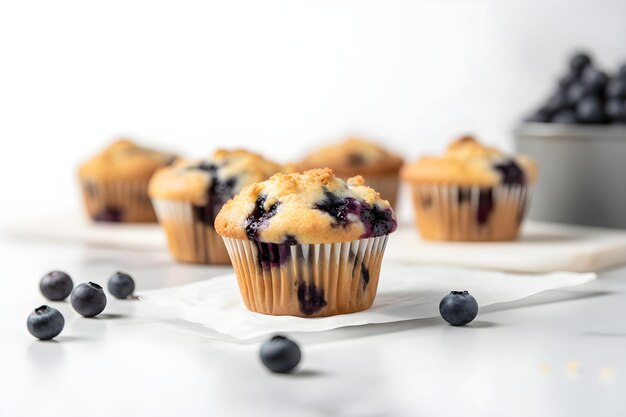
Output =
[
  {"x1": 149, "y1": 149, "x2": 285, "y2": 264},
  {"x1": 215, "y1": 168, "x2": 397, "y2": 317},
  {"x1": 297, "y1": 137, "x2": 403, "y2": 207},
  {"x1": 401, "y1": 136, "x2": 538, "y2": 241},
  {"x1": 78, "y1": 139, "x2": 176, "y2": 223}
]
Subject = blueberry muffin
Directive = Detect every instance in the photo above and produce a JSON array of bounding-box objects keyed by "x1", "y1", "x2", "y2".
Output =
[
  {"x1": 78, "y1": 139, "x2": 176, "y2": 222},
  {"x1": 298, "y1": 137, "x2": 403, "y2": 207},
  {"x1": 149, "y1": 149, "x2": 285, "y2": 264},
  {"x1": 215, "y1": 168, "x2": 397, "y2": 317},
  {"x1": 401, "y1": 136, "x2": 538, "y2": 241}
]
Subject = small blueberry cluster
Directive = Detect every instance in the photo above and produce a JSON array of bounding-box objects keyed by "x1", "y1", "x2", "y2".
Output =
[{"x1": 27, "y1": 271, "x2": 136, "y2": 340}]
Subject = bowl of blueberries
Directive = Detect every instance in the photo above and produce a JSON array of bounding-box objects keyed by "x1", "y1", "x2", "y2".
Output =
[{"x1": 515, "y1": 51, "x2": 626, "y2": 229}]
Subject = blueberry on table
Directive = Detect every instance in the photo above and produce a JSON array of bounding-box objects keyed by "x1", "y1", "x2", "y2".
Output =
[
  {"x1": 70, "y1": 282, "x2": 107, "y2": 317},
  {"x1": 27, "y1": 305, "x2": 64, "y2": 340},
  {"x1": 107, "y1": 272, "x2": 135, "y2": 299},
  {"x1": 551, "y1": 109, "x2": 578, "y2": 124},
  {"x1": 439, "y1": 291, "x2": 479, "y2": 326},
  {"x1": 40, "y1": 271, "x2": 74, "y2": 301},
  {"x1": 260, "y1": 335, "x2": 302, "y2": 373},
  {"x1": 576, "y1": 96, "x2": 605, "y2": 124},
  {"x1": 569, "y1": 52, "x2": 592, "y2": 76}
]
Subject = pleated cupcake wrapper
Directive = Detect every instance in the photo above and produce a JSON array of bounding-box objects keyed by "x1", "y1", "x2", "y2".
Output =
[
  {"x1": 409, "y1": 184, "x2": 532, "y2": 241},
  {"x1": 222, "y1": 235, "x2": 389, "y2": 317},
  {"x1": 362, "y1": 174, "x2": 400, "y2": 207},
  {"x1": 80, "y1": 180, "x2": 156, "y2": 222},
  {"x1": 151, "y1": 199, "x2": 230, "y2": 264}
]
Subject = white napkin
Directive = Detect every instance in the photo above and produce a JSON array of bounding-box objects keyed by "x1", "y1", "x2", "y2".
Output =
[{"x1": 139, "y1": 264, "x2": 596, "y2": 340}]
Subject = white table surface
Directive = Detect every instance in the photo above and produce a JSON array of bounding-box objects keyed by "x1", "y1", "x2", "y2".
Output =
[{"x1": 1, "y1": 233, "x2": 624, "y2": 417}]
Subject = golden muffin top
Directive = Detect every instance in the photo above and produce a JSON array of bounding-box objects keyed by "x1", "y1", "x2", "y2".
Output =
[
  {"x1": 78, "y1": 139, "x2": 176, "y2": 182},
  {"x1": 401, "y1": 136, "x2": 538, "y2": 186},
  {"x1": 215, "y1": 168, "x2": 397, "y2": 244},
  {"x1": 148, "y1": 149, "x2": 285, "y2": 206},
  {"x1": 298, "y1": 137, "x2": 403, "y2": 176}
]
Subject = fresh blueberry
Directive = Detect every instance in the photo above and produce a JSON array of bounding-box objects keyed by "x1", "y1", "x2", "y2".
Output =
[
  {"x1": 569, "y1": 52, "x2": 592, "y2": 76},
  {"x1": 27, "y1": 305, "x2": 64, "y2": 340},
  {"x1": 606, "y1": 77, "x2": 626, "y2": 99},
  {"x1": 40, "y1": 271, "x2": 74, "y2": 301},
  {"x1": 544, "y1": 90, "x2": 569, "y2": 114},
  {"x1": 565, "y1": 82, "x2": 590, "y2": 106},
  {"x1": 576, "y1": 96, "x2": 605, "y2": 124},
  {"x1": 551, "y1": 109, "x2": 578, "y2": 124},
  {"x1": 439, "y1": 290, "x2": 479, "y2": 326},
  {"x1": 605, "y1": 99, "x2": 626, "y2": 123},
  {"x1": 581, "y1": 66, "x2": 608, "y2": 95},
  {"x1": 70, "y1": 282, "x2": 107, "y2": 317},
  {"x1": 259, "y1": 335, "x2": 302, "y2": 373},
  {"x1": 524, "y1": 109, "x2": 550, "y2": 123},
  {"x1": 107, "y1": 272, "x2": 135, "y2": 299},
  {"x1": 558, "y1": 71, "x2": 577, "y2": 89}
]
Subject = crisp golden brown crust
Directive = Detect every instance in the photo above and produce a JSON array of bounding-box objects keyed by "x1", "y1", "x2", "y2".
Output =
[
  {"x1": 78, "y1": 139, "x2": 176, "y2": 182},
  {"x1": 215, "y1": 168, "x2": 397, "y2": 244},
  {"x1": 148, "y1": 149, "x2": 285, "y2": 205},
  {"x1": 401, "y1": 136, "x2": 539, "y2": 186},
  {"x1": 297, "y1": 137, "x2": 404, "y2": 176}
]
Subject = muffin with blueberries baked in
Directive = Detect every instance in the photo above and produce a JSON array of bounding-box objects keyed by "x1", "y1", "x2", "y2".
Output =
[
  {"x1": 215, "y1": 168, "x2": 397, "y2": 317},
  {"x1": 297, "y1": 137, "x2": 403, "y2": 207},
  {"x1": 78, "y1": 139, "x2": 176, "y2": 222},
  {"x1": 401, "y1": 136, "x2": 538, "y2": 241},
  {"x1": 149, "y1": 149, "x2": 285, "y2": 264}
]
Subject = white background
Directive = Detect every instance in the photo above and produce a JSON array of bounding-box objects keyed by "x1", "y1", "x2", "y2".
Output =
[{"x1": 1, "y1": 0, "x2": 625, "y2": 224}]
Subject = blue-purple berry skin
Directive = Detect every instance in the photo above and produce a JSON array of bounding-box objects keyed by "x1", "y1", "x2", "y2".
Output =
[
  {"x1": 439, "y1": 291, "x2": 479, "y2": 326},
  {"x1": 70, "y1": 282, "x2": 107, "y2": 317},
  {"x1": 40, "y1": 271, "x2": 74, "y2": 301},
  {"x1": 260, "y1": 335, "x2": 302, "y2": 373},
  {"x1": 107, "y1": 272, "x2": 135, "y2": 299},
  {"x1": 27, "y1": 305, "x2": 64, "y2": 340}
]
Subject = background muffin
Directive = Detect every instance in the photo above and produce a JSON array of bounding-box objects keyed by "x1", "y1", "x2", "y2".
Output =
[
  {"x1": 215, "y1": 168, "x2": 397, "y2": 317},
  {"x1": 402, "y1": 136, "x2": 538, "y2": 241},
  {"x1": 149, "y1": 149, "x2": 284, "y2": 264},
  {"x1": 297, "y1": 137, "x2": 403, "y2": 207},
  {"x1": 78, "y1": 139, "x2": 176, "y2": 222}
]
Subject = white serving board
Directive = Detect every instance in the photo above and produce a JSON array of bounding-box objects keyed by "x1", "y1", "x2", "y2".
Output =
[
  {"x1": 386, "y1": 222, "x2": 626, "y2": 273},
  {"x1": 5, "y1": 213, "x2": 626, "y2": 273}
]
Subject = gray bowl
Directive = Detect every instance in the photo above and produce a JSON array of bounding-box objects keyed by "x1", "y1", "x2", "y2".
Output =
[{"x1": 514, "y1": 123, "x2": 626, "y2": 229}]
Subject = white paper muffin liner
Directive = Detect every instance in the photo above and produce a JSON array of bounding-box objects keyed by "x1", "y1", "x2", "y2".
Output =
[
  {"x1": 222, "y1": 235, "x2": 389, "y2": 317},
  {"x1": 152, "y1": 199, "x2": 230, "y2": 264},
  {"x1": 409, "y1": 184, "x2": 532, "y2": 241},
  {"x1": 80, "y1": 180, "x2": 156, "y2": 222},
  {"x1": 363, "y1": 174, "x2": 400, "y2": 207}
]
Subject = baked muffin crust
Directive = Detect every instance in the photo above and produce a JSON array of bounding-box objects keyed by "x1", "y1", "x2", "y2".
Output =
[
  {"x1": 148, "y1": 149, "x2": 284, "y2": 206},
  {"x1": 401, "y1": 136, "x2": 538, "y2": 186},
  {"x1": 78, "y1": 139, "x2": 176, "y2": 182},
  {"x1": 215, "y1": 168, "x2": 397, "y2": 244},
  {"x1": 298, "y1": 137, "x2": 403, "y2": 176}
]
